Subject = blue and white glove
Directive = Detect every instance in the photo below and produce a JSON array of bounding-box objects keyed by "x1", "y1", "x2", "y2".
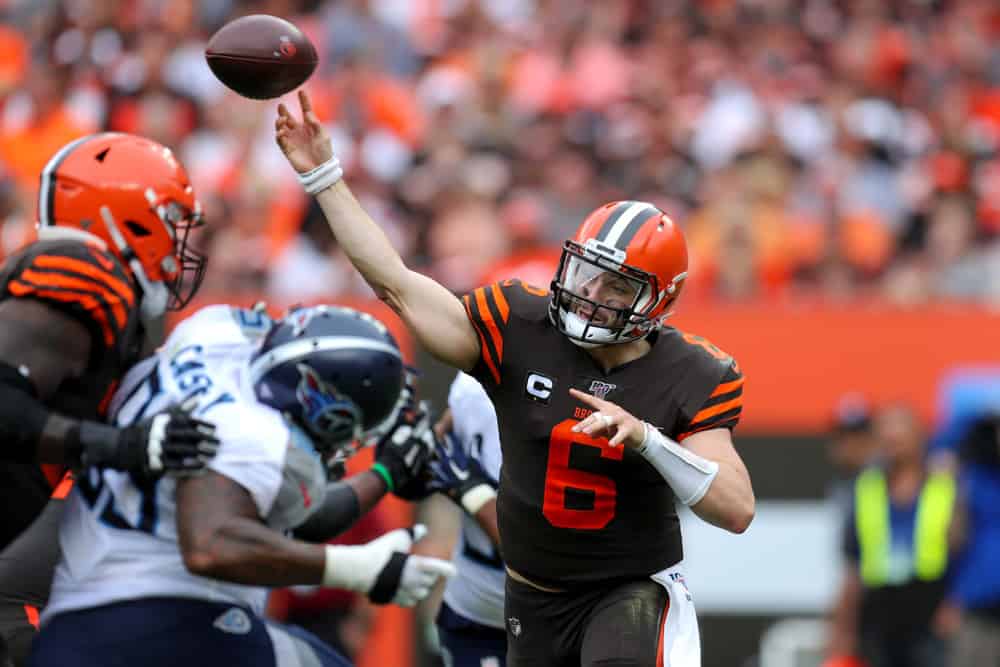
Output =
[{"x1": 429, "y1": 431, "x2": 498, "y2": 516}]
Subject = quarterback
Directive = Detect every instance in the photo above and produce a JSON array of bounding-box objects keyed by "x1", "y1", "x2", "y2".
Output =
[{"x1": 276, "y1": 91, "x2": 754, "y2": 666}]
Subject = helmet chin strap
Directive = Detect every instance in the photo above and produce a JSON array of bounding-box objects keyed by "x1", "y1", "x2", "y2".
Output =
[{"x1": 99, "y1": 206, "x2": 168, "y2": 324}]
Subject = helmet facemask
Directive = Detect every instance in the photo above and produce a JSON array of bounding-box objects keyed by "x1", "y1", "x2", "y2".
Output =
[
  {"x1": 98, "y1": 190, "x2": 207, "y2": 323},
  {"x1": 549, "y1": 240, "x2": 671, "y2": 347},
  {"x1": 157, "y1": 197, "x2": 208, "y2": 311}
]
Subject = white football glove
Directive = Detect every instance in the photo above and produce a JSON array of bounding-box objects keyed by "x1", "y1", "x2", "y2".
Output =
[{"x1": 322, "y1": 524, "x2": 456, "y2": 606}]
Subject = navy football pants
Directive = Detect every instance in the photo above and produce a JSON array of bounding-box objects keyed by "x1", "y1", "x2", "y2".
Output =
[{"x1": 28, "y1": 597, "x2": 351, "y2": 667}]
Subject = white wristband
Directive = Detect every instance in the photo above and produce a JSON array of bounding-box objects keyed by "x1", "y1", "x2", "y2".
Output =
[
  {"x1": 299, "y1": 156, "x2": 343, "y2": 195},
  {"x1": 460, "y1": 484, "x2": 497, "y2": 516},
  {"x1": 636, "y1": 423, "x2": 719, "y2": 506},
  {"x1": 322, "y1": 544, "x2": 373, "y2": 592}
]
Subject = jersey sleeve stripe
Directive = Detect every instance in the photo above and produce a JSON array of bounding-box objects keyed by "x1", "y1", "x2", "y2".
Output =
[
  {"x1": 677, "y1": 412, "x2": 741, "y2": 441},
  {"x1": 489, "y1": 282, "x2": 510, "y2": 324},
  {"x1": 702, "y1": 384, "x2": 743, "y2": 410},
  {"x1": 710, "y1": 377, "x2": 744, "y2": 398},
  {"x1": 463, "y1": 294, "x2": 501, "y2": 385},
  {"x1": 19, "y1": 269, "x2": 128, "y2": 329},
  {"x1": 690, "y1": 396, "x2": 743, "y2": 425},
  {"x1": 8, "y1": 281, "x2": 115, "y2": 346},
  {"x1": 464, "y1": 292, "x2": 502, "y2": 368},
  {"x1": 32, "y1": 255, "x2": 134, "y2": 306},
  {"x1": 474, "y1": 287, "x2": 505, "y2": 366}
]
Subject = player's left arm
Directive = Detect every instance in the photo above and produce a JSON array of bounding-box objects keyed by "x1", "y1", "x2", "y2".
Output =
[
  {"x1": 291, "y1": 471, "x2": 387, "y2": 543},
  {"x1": 176, "y1": 470, "x2": 455, "y2": 604},
  {"x1": 570, "y1": 368, "x2": 755, "y2": 534},
  {"x1": 673, "y1": 427, "x2": 754, "y2": 533}
]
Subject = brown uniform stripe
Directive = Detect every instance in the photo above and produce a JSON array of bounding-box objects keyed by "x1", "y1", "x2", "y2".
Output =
[
  {"x1": 474, "y1": 287, "x2": 505, "y2": 366},
  {"x1": 8, "y1": 281, "x2": 115, "y2": 346},
  {"x1": 711, "y1": 377, "x2": 744, "y2": 398},
  {"x1": 19, "y1": 269, "x2": 128, "y2": 329},
  {"x1": 32, "y1": 254, "x2": 134, "y2": 306},
  {"x1": 463, "y1": 294, "x2": 501, "y2": 385},
  {"x1": 690, "y1": 396, "x2": 743, "y2": 425},
  {"x1": 490, "y1": 282, "x2": 510, "y2": 324}
]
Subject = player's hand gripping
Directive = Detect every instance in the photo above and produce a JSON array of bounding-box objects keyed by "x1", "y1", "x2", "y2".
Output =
[
  {"x1": 323, "y1": 524, "x2": 456, "y2": 606},
  {"x1": 429, "y1": 431, "x2": 497, "y2": 516},
  {"x1": 373, "y1": 397, "x2": 436, "y2": 499},
  {"x1": 275, "y1": 90, "x2": 332, "y2": 174},
  {"x1": 84, "y1": 399, "x2": 220, "y2": 477},
  {"x1": 569, "y1": 388, "x2": 646, "y2": 448}
]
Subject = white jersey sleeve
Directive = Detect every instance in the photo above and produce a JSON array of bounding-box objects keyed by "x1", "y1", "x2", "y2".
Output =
[
  {"x1": 441, "y1": 372, "x2": 506, "y2": 630},
  {"x1": 203, "y1": 400, "x2": 288, "y2": 519}
]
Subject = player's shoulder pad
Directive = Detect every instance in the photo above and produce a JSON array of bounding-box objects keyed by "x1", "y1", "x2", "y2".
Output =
[
  {"x1": 489, "y1": 278, "x2": 551, "y2": 322},
  {"x1": 6, "y1": 238, "x2": 138, "y2": 350},
  {"x1": 660, "y1": 326, "x2": 740, "y2": 377},
  {"x1": 166, "y1": 304, "x2": 268, "y2": 352},
  {"x1": 21, "y1": 237, "x2": 132, "y2": 287}
]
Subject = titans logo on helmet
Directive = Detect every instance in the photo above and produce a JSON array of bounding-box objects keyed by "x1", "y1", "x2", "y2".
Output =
[{"x1": 294, "y1": 363, "x2": 361, "y2": 446}]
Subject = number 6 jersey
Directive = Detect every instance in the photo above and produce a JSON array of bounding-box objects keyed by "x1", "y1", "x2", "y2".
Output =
[{"x1": 462, "y1": 280, "x2": 744, "y2": 589}]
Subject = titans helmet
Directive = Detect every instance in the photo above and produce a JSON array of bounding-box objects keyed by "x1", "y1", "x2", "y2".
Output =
[{"x1": 248, "y1": 305, "x2": 406, "y2": 466}]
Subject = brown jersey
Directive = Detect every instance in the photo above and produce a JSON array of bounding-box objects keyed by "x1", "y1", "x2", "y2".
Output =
[
  {"x1": 0, "y1": 238, "x2": 143, "y2": 548},
  {"x1": 462, "y1": 279, "x2": 743, "y2": 588}
]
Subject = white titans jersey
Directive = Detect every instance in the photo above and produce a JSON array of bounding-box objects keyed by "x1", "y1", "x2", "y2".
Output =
[
  {"x1": 43, "y1": 305, "x2": 323, "y2": 623},
  {"x1": 441, "y1": 372, "x2": 505, "y2": 629}
]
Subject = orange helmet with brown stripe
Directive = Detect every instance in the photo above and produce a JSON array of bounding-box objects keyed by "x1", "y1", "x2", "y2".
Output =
[
  {"x1": 36, "y1": 132, "x2": 207, "y2": 321},
  {"x1": 549, "y1": 200, "x2": 688, "y2": 347}
]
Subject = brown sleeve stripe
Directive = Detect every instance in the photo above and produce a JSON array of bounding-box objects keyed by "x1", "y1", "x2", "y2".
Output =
[
  {"x1": 474, "y1": 287, "x2": 505, "y2": 366},
  {"x1": 489, "y1": 282, "x2": 510, "y2": 324},
  {"x1": 690, "y1": 396, "x2": 743, "y2": 425},
  {"x1": 19, "y1": 269, "x2": 128, "y2": 329},
  {"x1": 463, "y1": 294, "x2": 501, "y2": 385},
  {"x1": 8, "y1": 281, "x2": 114, "y2": 346},
  {"x1": 677, "y1": 415, "x2": 740, "y2": 441},
  {"x1": 711, "y1": 377, "x2": 744, "y2": 398},
  {"x1": 32, "y1": 255, "x2": 134, "y2": 307}
]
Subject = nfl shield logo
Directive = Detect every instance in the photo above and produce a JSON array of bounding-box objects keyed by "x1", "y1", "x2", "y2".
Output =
[
  {"x1": 508, "y1": 616, "x2": 522, "y2": 637},
  {"x1": 588, "y1": 380, "x2": 617, "y2": 399}
]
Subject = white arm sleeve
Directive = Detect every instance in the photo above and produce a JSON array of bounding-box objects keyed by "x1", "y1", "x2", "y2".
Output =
[{"x1": 636, "y1": 423, "x2": 719, "y2": 506}]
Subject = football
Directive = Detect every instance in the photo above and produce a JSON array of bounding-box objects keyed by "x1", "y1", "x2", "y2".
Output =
[{"x1": 205, "y1": 14, "x2": 318, "y2": 100}]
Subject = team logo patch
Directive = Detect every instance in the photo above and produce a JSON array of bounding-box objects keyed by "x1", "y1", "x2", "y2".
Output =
[
  {"x1": 588, "y1": 379, "x2": 617, "y2": 399},
  {"x1": 508, "y1": 616, "x2": 522, "y2": 637},
  {"x1": 213, "y1": 607, "x2": 252, "y2": 635}
]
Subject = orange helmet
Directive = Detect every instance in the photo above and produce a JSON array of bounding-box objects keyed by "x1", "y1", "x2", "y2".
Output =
[
  {"x1": 36, "y1": 132, "x2": 207, "y2": 319},
  {"x1": 549, "y1": 200, "x2": 687, "y2": 347}
]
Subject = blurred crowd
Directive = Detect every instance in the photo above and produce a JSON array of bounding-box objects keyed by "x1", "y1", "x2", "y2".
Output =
[{"x1": 2, "y1": 0, "x2": 1000, "y2": 309}]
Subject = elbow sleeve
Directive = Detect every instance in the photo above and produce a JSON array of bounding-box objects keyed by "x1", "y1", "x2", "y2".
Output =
[{"x1": 292, "y1": 482, "x2": 361, "y2": 543}]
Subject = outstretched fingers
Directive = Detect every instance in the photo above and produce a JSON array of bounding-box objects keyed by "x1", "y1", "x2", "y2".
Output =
[{"x1": 298, "y1": 90, "x2": 321, "y2": 129}]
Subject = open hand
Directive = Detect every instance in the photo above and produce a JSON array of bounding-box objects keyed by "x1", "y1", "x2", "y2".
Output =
[{"x1": 275, "y1": 90, "x2": 333, "y2": 174}]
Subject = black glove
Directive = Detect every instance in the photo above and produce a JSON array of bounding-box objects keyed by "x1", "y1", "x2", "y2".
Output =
[
  {"x1": 78, "y1": 401, "x2": 220, "y2": 477},
  {"x1": 373, "y1": 402, "x2": 436, "y2": 500},
  {"x1": 429, "y1": 430, "x2": 498, "y2": 515}
]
